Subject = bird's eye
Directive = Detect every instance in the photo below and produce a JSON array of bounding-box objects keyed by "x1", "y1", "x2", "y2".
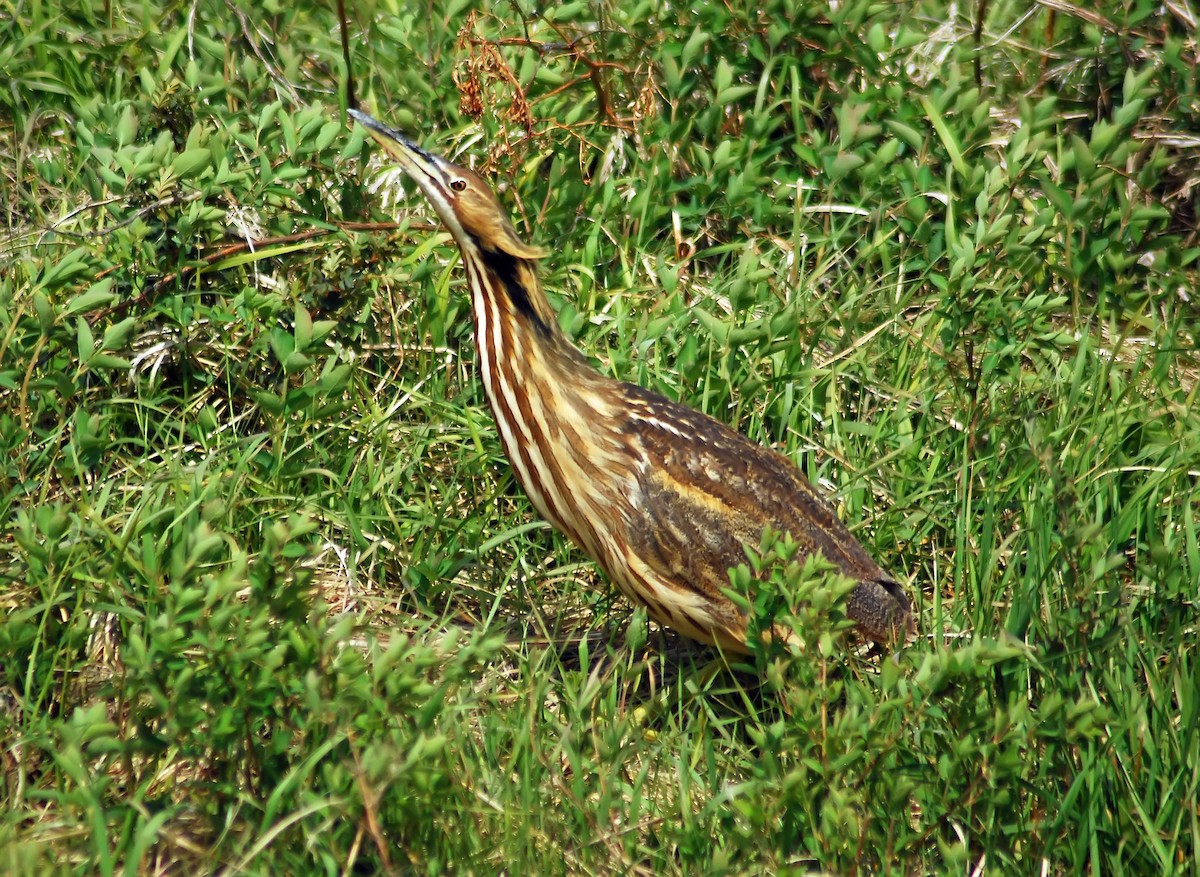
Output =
[{"x1": 450, "y1": 179, "x2": 468, "y2": 192}]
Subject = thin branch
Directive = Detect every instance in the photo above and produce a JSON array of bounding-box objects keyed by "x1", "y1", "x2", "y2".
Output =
[
  {"x1": 86, "y1": 220, "x2": 410, "y2": 325},
  {"x1": 48, "y1": 191, "x2": 205, "y2": 241},
  {"x1": 337, "y1": 0, "x2": 356, "y2": 109}
]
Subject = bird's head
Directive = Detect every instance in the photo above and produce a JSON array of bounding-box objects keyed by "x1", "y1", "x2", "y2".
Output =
[{"x1": 349, "y1": 109, "x2": 546, "y2": 261}]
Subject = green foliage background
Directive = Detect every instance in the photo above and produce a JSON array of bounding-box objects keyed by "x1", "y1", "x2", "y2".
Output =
[{"x1": 1, "y1": 0, "x2": 1197, "y2": 873}]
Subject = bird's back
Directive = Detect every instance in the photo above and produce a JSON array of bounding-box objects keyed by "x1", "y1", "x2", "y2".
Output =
[{"x1": 603, "y1": 381, "x2": 913, "y2": 652}]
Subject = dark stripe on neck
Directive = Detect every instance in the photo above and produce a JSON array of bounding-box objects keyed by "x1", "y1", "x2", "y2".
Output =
[{"x1": 479, "y1": 245, "x2": 550, "y2": 335}]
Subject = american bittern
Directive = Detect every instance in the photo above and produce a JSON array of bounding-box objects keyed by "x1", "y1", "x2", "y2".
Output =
[{"x1": 350, "y1": 109, "x2": 914, "y2": 654}]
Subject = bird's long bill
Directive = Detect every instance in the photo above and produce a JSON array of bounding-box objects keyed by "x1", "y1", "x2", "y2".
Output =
[
  {"x1": 347, "y1": 107, "x2": 549, "y2": 262},
  {"x1": 348, "y1": 108, "x2": 444, "y2": 189}
]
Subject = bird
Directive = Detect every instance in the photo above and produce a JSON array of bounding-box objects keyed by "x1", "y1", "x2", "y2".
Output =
[{"x1": 348, "y1": 108, "x2": 915, "y2": 655}]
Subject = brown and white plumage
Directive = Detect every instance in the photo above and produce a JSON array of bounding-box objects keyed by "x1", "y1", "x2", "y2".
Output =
[{"x1": 350, "y1": 109, "x2": 914, "y2": 654}]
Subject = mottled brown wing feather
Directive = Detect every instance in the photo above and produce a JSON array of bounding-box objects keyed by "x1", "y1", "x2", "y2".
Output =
[{"x1": 618, "y1": 382, "x2": 913, "y2": 644}]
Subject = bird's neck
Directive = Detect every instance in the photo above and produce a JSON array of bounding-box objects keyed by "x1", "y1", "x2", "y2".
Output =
[
  {"x1": 468, "y1": 248, "x2": 594, "y2": 381},
  {"x1": 466, "y1": 250, "x2": 628, "y2": 566},
  {"x1": 475, "y1": 246, "x2": 560, "y2": 331}
]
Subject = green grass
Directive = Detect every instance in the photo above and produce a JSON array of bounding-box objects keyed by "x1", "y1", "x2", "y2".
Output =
[{"x1": 2, "y1": 1, "x2": 1198, "y2": 873}]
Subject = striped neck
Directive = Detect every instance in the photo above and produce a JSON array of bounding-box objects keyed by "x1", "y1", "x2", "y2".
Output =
[
  {"x1": 461, "y1": 244, "x2": 590, "y2": 379},
  {"x1": 474, "y1": 245, "x2": 559, "y2": 332},
  {"x1": 462, "y1": 247, "x2": 620, "y2": 561}
]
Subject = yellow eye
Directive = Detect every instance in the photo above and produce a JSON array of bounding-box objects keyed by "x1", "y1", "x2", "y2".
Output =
[{"x1": 450, "y1": 179, "x2": 467, "y2": 192}]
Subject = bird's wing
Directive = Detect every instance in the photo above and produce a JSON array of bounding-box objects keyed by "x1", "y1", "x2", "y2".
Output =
[{"x1": 617, "y1": 383, "x2": 912, "y2": 643}]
